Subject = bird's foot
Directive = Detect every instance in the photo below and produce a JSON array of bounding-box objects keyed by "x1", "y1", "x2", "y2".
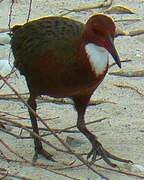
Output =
[
  {"x1": 33, "y1": 148, "x2": 56, "y2": 162},
  {"x1": 87, "y1": 139, "x2": 132, "y2": 167}
]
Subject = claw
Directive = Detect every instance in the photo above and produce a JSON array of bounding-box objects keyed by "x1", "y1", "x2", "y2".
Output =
[
  {"x1": 87, "y1": 149, "x2": 93, "y2": 160},
  {"x1": 33, "y1": 151, "x2": 39, "y2": 162},
  {"x1": 87, "y1": 139, "x2": 132, "y2": 167},
  {"x1": 33, "y1": 148, "x2": 56, "y2": 162}
]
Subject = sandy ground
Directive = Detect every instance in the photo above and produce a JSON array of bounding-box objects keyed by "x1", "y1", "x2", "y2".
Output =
[{"x1": 0, "y1": 0, "x2": 144, "y2": 179}]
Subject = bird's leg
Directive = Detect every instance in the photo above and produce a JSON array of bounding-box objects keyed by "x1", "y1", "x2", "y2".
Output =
[
  {"x1": 73, "y1": 96, "x2": 132, "y2": 167},
  {"x1": 27, "y1": 95, "x2": 54, "y2": 162}
]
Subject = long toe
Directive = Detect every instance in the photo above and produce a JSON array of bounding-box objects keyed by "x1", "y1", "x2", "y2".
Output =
[
  {"x1": 87, "y1": 140, "x2": 132, "y2": 167},
  {"x1": 38, "y1": 148, "x2": 56, "y2": 162},
  {"x1": 87, "y1": 147, "x2": 117, "y2": 167},
  {"x1": 33, "y1": 148, "x2": 56, "y2": 162},
  {"x1": 104, "y1": 148, "x2": 133, "y2": 164}
]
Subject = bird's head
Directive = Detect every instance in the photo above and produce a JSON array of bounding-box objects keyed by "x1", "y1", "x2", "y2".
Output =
[{"x1": 84, "y1": 14, "x2": 121, "y2": 68}]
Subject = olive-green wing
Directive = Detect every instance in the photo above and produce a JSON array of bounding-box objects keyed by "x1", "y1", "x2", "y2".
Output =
[{"x1": 11, "y1": 17, "x2": 84, "y2": 71}]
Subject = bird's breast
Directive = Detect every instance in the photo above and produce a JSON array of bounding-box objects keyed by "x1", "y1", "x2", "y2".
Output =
[
  {"x1": 24, "y1": 53, "x2": 108, "y2": 97},
  {"x1": 85, "y1": 43, "x2": 109, "y2": 76}
]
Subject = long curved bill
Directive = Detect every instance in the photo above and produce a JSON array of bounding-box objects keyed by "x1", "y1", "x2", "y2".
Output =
[{"x1": 107, "y1": 35, "x2": 121, "y2": 68}]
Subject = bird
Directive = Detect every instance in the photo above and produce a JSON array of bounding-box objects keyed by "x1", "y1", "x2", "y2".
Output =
[{"x1": 10, "y1": 14, "x2": 132, "y2": 167}]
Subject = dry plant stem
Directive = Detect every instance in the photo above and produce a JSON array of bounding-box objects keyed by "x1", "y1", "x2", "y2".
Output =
[
  {"x1": 109, "y1": 70, "x2": 144, "y2": 77},
  {"x1": 115, "y1": 29, "x2": 144, "y2": 37},
  {"x1": 60, "y1": 0, "x2": 113, "y2": 16},
  {"x1": 0, "y1": 119, "x2": 78, "y2": 136},
  {"x1": 0, "y1": 110, "x2": 59, "y2": 122},
  {"x1": 113, "y1": 83, "x2": 144, "y2": 97},
  {"x1": 43, "y1": 117, "x2": 108, "y2": 136},
  {"x1": 0, "y1": 71, "x2": 14, "y2": 90},
  {"x1": 26, "y1": 0, "x2": 33, "y2": 22},
  {"x1": 0, "y1": 93, "x2": 115, "y2": 106},
  {"x1": 0, "y1": 111, "x2": 29, "y2": 120},
  {"x1": 0, "y1": 139, "x2": 30, "y2": 162},
  {"x1": 0, "y1": 127, "x2": 22, "y2": 139},
  {"x1": 0, "y1": 28, "x2": 9, "y2": 33},
  {"x1": 59, "y1": 117, "x2": 108, "y2": 133},
  {"x1": 0, "y1": 75, "x2": 108, "y2": 179},
  {"x1": 0, "y1": 172, "x2": 31, "y2": 180},
  {"x1": 0, "y1": 157, "x2": 79, "y2": 180},
  {"x1": 55, "y1": 163, "x2": 144, "y2": 179},
  {"x1": 0, "y1": 156, "x2": 53, "y2": 168},
  {"x1": 96, "y1": 164, "x2": 144, "y2": 179},
  {"x1": 40, "y1": 96, "x2": 116, "y2": 106},
  {"x1": 0, "y1": 116, "x2": 107, "y2": 138},
  {"x1": 8, "y1": 0, "x2": 14, "y2": 31},
  {"x1": 109, "y1": 59, "x2": 132, "y2": 68},
  {"x1": 0, "y1": 115, "x2": 108, "y2": 179},
  {"x1": 114, "y1": 18, "x2": 142, "y2": 22},
  {"x1": 0, "y1": 140, "x2": 80, "y2": 180},
  {"x1": 0, "y1": 171, "x2": 79, "y2": 180},
  {"x1": 128, "y1": 29, "x2": 144, "y2": 36},
  {"x1": 0, "y1": 116, "x2": 68, "y2": 152}
]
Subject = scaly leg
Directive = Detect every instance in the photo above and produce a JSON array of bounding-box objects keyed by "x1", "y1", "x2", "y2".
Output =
[
  {"x1": 73, "y1": 95, "x2": 132, "y2": 167},
  {"x1": 27, "y1": 95, "x2": 54, "y2": 162}
]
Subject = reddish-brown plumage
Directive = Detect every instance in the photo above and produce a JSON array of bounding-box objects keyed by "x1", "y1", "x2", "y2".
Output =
[{"x1": 11, "y1": 14, "x2": 131, "y2": 166}]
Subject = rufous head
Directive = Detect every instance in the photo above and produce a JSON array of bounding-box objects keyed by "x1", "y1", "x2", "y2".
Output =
[{"x1": 83, "y1": 14, "x2": 121, "y2": 68}]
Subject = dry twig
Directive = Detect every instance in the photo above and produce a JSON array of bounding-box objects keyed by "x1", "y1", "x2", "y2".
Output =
[
  {"x1": 109, "y1": 69, "x2": 144, "y2": 77},
  {"x1": 26, "y1": 0, "x2": 33, "y2": 22},
  {"x1": 54, "y1": 162, "x2": 144, "y2": 179},
  {"x1": 0, "y1": 75, "x2": 108, "y2": 179},
  {"x1": 0, "y1": 140, "x2": 80, "y2": 180},
  {"x1": 113, "y1": 83, "x2": 144, "y2": 97},
  {"x1": 109, "y1": 59, "x2": 132, "y2": 68},
  {"x1": 0, "y1": 93, "x2": 116, "y2": 106},
  {"x1": 59, "y1": 0, "x2": 113, "y2": 16},
  {"x1": 0, "y1": 172, "x2": 31, "y2": 180}
]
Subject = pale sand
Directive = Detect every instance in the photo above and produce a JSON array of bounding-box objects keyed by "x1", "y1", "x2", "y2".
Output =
[{"x1": 0, "y1": 0, "x2": 144, "y2": 179}]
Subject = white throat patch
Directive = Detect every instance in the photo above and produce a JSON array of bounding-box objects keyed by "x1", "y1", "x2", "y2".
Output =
[{"x1": 85, "y1": 43, "x2": 108, "y2": 76}]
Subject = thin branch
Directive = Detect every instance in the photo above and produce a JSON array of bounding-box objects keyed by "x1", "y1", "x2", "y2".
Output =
[
  {"x1": 8, "y1": 0, "x2": 14, "y2": 31},
  {"x1": 0, "y1": 156, "x2": 79, "y2": 180},
  {"x1": 128, "y1": 29, "x2": 144, "y2": 37},
  {"x1": 0, "y1": 127, "x2": 22, "y2": 139},
  {"x1": 0, "y1": 93, "x2": 116, "y2": 106},
  {"x1": 59, "y1": 117, "x2": 108, "y2": 133},
  {"x1": 114, "y1": 18, "x2": 142, "y2": 22},
  {"x1": 109, "y1": 59, "x2": 132, "y2": 68},
  {"x1": 96, "y1": 164, "x2": 144, "y2": 179},
  {"x1": 0, "y1": 139, "x2": 29, "y2": 162},
  {"x1": 113, "y1": 83, "x2": 144, "y2": 97},
  {"x1": 54, "y1": 162, "x2": 144, "y2": 179},
  {"x1": 0, "y1": 75, "x2": 109, "y2": 179},
  {"x1": 109, "y1": 69, "x2": 144, "y2": 77},
  {"x1": 0, "y1": 172, "x2": 31, "y2": 180},
  {"x1": 41, "y1": 117, "x2": 108, "y2": 137},
  {"x1": 0, "y1": 139, "x2": 80, "y2": 180},
  {"x1": 59, "y1": 0, "x2": 113, "y2": 16},
  {"x1": 0, "y1": 116, "x2": 68, "y2": 152},
  {"x1": 26, "y1": 0, "x2": 33, "y2": 22}
]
